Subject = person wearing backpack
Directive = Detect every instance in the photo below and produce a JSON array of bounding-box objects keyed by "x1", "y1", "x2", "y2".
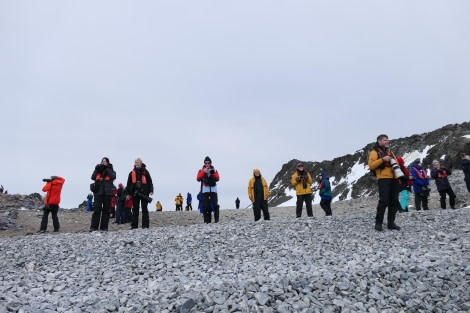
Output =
[
  {"x1": 460, "y1": 152, "x2": 470, "y2": 193},
  {"x1": 431, "y1": 160, "x2": 456, "y2": 209}
]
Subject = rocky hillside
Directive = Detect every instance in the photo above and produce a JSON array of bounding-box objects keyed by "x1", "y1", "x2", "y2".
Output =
[{"x1": 268, "y1": 122, "x2": 470, "y2": 207}]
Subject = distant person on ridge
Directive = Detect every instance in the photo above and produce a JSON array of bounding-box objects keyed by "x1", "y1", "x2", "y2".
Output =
[
  {"x1": 156, "y1": 201, "x2": 163, "y2": 211},
  {"x1": 235, "y1": 197, "x2": 240, "y2": 209},
  {"x1": 86, "y1": 193, "x2": 93, "y2": 212},
  {"x1": 368, "y1": 134, "x2": 401, "y2": 231},
  {"x1": 317, "y1": 173, "x2": 332, "y2": 216},
  {"x1": 248, "y1": 168, "x2": 270, "y2": 221},
  {"x1": 460, "y1": 152, "x2": 470, "y2": 192},
  {"x1": 89, "y1": 157, "x2": 116, "y2": 232},
  {"x1": 38, "y1": 176, "x2": 65, "y2": 233},
  {"x1": 410, "y1": 158, "x2": 430, "y2": 211},
  {"x1": 175, "y1": 193, "x2": 183, "y2": 211},
  {"x1": 431, "y1": 160, "x2": 456, "y2": 209},
  {"x1": 186, "y1": 192, "x2": 193, "y2": 211},
  {"x1": 126, "y1": 158, "x2": 154, "y2": 229},
  {"x1": 291, "y1": 163, "x2": 313, "y2": 218},
  {"x1": 196, "y1": 156, "x2": 220, "y2": 223},
  {"x1": 0, "y1": 185, "x2": 3, "y2": 193}
]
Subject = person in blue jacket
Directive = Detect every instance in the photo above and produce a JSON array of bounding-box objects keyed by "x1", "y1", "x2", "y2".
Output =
[
  {"x1": 410, "y1": 158, "x2": 430, "y2": 211},
  {"x1": 186, "y1": 192, "x2": 193, "y2": 211},
  {"x1": 317, "y1": 173, "x2": 332, "y2": 216}
]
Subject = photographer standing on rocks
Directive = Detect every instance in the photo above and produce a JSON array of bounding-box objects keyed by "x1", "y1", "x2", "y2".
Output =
[
  {"x1": 90, "y1": 157, "x2": 116, "y2": 232},
  {"x1": 126, "y1": 158, "x2": 154, "y2": 229},
  {"x1": 196, "y1": 156, "x2": 220, "y2": 223},
  {"x1": 410, "y1": 158, "x2": 430, "y2": 211},
  {"x1": 248, "y1": 168, "x2": 270, "y2": 221},
  {"x1": 431, "y1": 160, "x2": 456, "y2": 209},
  {"x1": 38, "y1": 176, "x2": 65, "y2": 233},
  {"x1": 291, "y1": 163, "x2": 313, "y2": 218},
  {"x1": 368, "y1": 134, "x2": 401, "y2": 231}
]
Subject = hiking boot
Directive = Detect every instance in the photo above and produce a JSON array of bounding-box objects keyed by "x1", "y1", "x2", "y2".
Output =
[
  {"x1": 388, "y1": 223, "x2": 401, "y2": 231},
  {"x1": 89, "y1": 228, "x2": 97, "y2": 232},
  {"x1": 375, "y1": 223, "x2": 383, "y2": 231},
  {"x1": 54, "y1": 229, "x2": 59, "y2": 232},
  {"x1": 38, "y1": 229, "x2": 46, "y2": 234}
]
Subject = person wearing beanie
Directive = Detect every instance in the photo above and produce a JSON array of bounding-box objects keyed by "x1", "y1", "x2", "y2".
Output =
[
  {"x1": 291, "y1": 162, "x2": 314, "y2": 218},
  {"x1": 196, "y1": 156, "x2": 220, "y2": 223},
  {"x1": 396, "y1": 157, "x2": 413, "y2": 213},
  {"x1": 317, "y1": 173, "x2": 333, "y2": 216},
  {"x1": 368, "y1": 134, "x2": 401, "y2": 231},
  {"x1": 410, "y1": 158, "x2": 430, "y2": 211},
  {"x1": 430, "y1": 160, "x2": 456, "y2": 209},
  {"x1": 248, "y1": 168, "x2": 270, "y2": 221}
]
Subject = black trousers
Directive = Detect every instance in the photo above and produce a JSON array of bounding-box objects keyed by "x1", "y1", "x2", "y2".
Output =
[
  {"x1": 296, "y1": 194, "x2": 313, "y2": 217},
  {"x1": 40, "y1": 205, "x2": 60, "y2": 231},
  {"x1": 320, "y1": 199, "x2": 332, "y2": 216},
  {"x1": 438, "y1": 188, "x2": 456, "y2": 209},
  {"x1": 375, "y1": 179, "x2": 400, "y2": 225},
  {"x1": 253, "y1": 199, "x2": 270, "y2": 221},
  {"x1": 132, "y1": 196, "x2": 149, "y2": 228},
  {"x1": 414, "y1": 193, "x2": 429, "y2": 210},
  {"x1": 202, "y1": 192, "x2": 219, "y2": 223},
  {"x1": 90, "y1": 195, "x2": 112, "y2": 230}
]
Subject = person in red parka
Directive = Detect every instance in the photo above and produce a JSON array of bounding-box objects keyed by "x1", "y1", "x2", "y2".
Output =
[{"x1": 38, "y1": 176, "x2": 65, "y2": 233}]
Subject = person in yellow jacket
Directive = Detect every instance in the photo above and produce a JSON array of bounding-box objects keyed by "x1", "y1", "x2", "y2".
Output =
[
  {"x1": 368, "y1": 134, "x2": 401, "y2": 232},
  {"x1": 291, "y1": 163, "x2": 313, "y2": 217},
  {"x1": 248, "y1": 168, "x2": 270, "y2": 221},
  {"x1": 156, "y1": 201, "x2": 163, "y2": 211},
  {"x1": 175, "y1": 193, "x2": 183, "y2": 211}
]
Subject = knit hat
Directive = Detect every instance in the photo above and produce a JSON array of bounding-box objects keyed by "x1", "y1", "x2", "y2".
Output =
[
  {"x1": 432, "y1": 159, "x2": 440, "y2": 166},
  {"x1": 414, "y1": 158, "x2": 421, "y2": 164},
  {"x1": 204, "y1": 156, "x2": 212, "y2": 163},
  {"x1": 118, "y1": 183, "x2": 123, "y2": 188}
]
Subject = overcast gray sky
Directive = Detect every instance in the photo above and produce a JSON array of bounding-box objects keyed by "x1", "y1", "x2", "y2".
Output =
[{"x1": 1, "y1": 1, "x2": 469, "y2": 210}]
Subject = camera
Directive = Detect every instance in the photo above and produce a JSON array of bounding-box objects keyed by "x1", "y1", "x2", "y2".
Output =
[
  {"x1": 42, "y1": 178, "x2": 51, "y2": 182},
  {"x1": 134, "y1": 191, "x2": 153, "y2": 203},
  {"x1": 390, "y1": 158, "x2": 404, "y2": 178}
]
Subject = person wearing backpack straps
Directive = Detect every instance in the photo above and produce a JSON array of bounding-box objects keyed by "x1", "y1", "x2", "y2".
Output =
[{"x1": 368, "y1": 134, "x2": 401, "y2": 231}]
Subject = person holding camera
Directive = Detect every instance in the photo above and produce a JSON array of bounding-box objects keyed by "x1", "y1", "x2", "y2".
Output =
[
  {"x1": 126, "y1": 158, "x2": 154, "y2": 229},
  {"x1": 38, "y1": 176, "x2": 65, "y2": 233},
  {"x1": 368, "y1": 134, "x2": 401, "y2": 231},
  {"x1": 196, "y1": 156, "x2": 220, "y2": 223},
  {"x1": 248, "y1": 168, "x2": 270, "y2": 221},
  {"x1": 431, "y1": 160, "x2": 456, "y2": 209},
  {"x1": 291, "y1": 163, "x2": 313, "y2": 218},
  {"x1": 89, "y1": 157, "x2": 116, "y2": 232},
  {"x1": 410, "y1": 158, "x2": 430, "y2": 211}
]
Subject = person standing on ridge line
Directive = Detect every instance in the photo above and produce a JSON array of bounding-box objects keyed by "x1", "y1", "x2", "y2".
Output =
[
  {"x1": 291, "y1": 163, "x2": 313, "y2": 218},
  {"x1": 38, "y1": 176, "x2": 65, "y2": 233},
  {"x1": 368, "y1": 134, "x2": 401, "y2": 231},
  {"x1": 89, "y1": 157, "x2": 116, "y2": 232},
  {"x1": 126, "y1": 158, "x2": 154, "y2": 229},
  {"x1": 196, "y1": 156, "x2": 220, "y2": 223},
  {"x1": 248, "y1": 168, "x2": 270, "y2": 221}
]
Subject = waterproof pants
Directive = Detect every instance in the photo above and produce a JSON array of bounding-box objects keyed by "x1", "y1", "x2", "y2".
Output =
[
  {"x1": 90, "y1": 195, "x2": 111, "y2": 231},
  {"x1": 132, "y1": 196, "x2": 149, "y2": 228},
  {"x1": 375, "y1": 178, "x2": 400, "y2": 225},
  {"x1": 320, "y1": 199, "x2": 332, "y2": 216},
  {"x1": 296, "y1": 194, "x2": 313, "y2": 217},
  {"x1": 399, "y1": 190, "x2": 410, "y2": 211},
  {"x1": 202, "y1": 192, "x2": 219, "y2": 223},
  {"x1": 253, "y1": 199, "x2": 270, "y2": 221},
  {"x1": 40, "y1": 205, "x2": 60, "y2": 231},
  {"x1": 438, "y1": 188, "x2": 456, "y2": 209}
]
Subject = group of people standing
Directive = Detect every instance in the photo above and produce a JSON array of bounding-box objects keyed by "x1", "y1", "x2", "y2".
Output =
[{"x1": 369, "y1": 134, "x2": 467, "y2": 232}]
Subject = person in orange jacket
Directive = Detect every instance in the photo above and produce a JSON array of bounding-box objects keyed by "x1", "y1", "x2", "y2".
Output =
[{"x1": 38, "y1": 176, "x2": 65, "y2": 233}]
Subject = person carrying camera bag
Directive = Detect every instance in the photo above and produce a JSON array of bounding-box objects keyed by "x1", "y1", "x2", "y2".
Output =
[
  {"x1": 410, "y1": 158, "x2": 430, "y2": 211},
  {"x1": 368, "y1": 134, "x2": 401, "y2": 231},
  {"x1": 38, "y1": 176, "x2": 65, "y2": 233},
  {"x1": 89, "y1": 157, "x2": 116, "y2": 232},
  {"x1": 196, "y1": 156, "x2": 220, "y2": 223},
  {"x1": 126, "y1": 158, "x2": 154, "y2": 229}
]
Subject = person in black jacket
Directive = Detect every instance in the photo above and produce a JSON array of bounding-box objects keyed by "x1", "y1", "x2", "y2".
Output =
[
  {"x1": 126, "y1": 158, "x2": 154, "y2": 229},
  {"x1": 461, "y1": 152, "x2": 470, "y2": 193},
  {"x1": 430, "y1": 160, "x2": 456, "y2": 209},
  {"x1": 90, "y1": 157, "x2": 116, "y2": 232}
]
